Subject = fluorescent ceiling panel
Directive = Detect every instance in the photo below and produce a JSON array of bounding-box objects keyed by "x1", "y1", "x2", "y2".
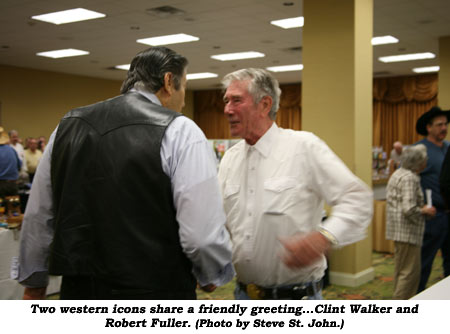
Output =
[
  {"x1": 115, "y1": 64, "x2": 130, "y2": 70},
  {"x1": 187, "y1": 72, "x2": 218, "y2": 80},
  {"x1": 31, "y1": 8, "x2": 106, "y2": 25},
  {"x1": 270, "y1": 16, "x2": 304, "y2": 29},
  {"x1": 266, "y1": 64, "x2": 303, "y2": 72},
  {"x1": 137, "y1": 34, "x2": 199, "y2": 46},
  {"x1": 211, "y1": 51, "x2": 265, "y2": 61},
  {"x1": 372, "y1": 35, "x2": 399, "y2": 45},
  {"x1": 378, "y1": 52, "x2": 435, "y2": 63},
  {"x1": 413, "y1": 66, "x2": 440, "y2": 73},
  {"x1": 36, "y1": 49, "x2": 89, "y2": 58}
]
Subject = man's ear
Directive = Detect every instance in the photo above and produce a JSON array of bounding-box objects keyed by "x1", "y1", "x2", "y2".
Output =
[
  {"x1": 163, "y1": 72, "x2": 174, "y2": 96},
  {"x1": 260, "y1": 95, "x2": 273, "y2": 116}
]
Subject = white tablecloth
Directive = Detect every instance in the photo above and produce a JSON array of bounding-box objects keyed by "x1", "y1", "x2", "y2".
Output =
[
  {"x1": 412, "y1": 275, "x2": 450, "y2": 300},
  {"x1": 0, "y1": 228, "x2": 61, "y2": 299}
]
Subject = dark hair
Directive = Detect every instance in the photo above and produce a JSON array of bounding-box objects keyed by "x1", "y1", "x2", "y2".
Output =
[{"x1": 120, "y1": 46, "x2": 188, "y2": 94}]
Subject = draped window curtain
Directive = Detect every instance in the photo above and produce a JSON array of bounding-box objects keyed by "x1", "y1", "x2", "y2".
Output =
[{"x1": 193, "y1": 74, "x2": 438, "y2": 154}]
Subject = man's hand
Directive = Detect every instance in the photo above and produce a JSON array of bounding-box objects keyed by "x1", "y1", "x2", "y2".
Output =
[
  {"x1": 23, "y1": 287, "x2": 47, "y2": 300},
  {"x1": 421, "y1": 205, "x2": 436, "y2": 218},
  {"x1": 280, "y1": 231, "x2": 331, "y2": 269}
]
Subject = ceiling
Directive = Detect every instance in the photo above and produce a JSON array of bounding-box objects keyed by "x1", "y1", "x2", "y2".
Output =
[{"x1": 1, "y1": 0, "x2": 450, "y2": 90}]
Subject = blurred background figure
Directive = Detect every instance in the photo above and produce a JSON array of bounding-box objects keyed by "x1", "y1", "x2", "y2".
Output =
[
  {"x1": 8, "y1": 130, "x2": 24, "y2": 162},
  {"x1": 386, "y1": 144, "x2": 436, "y2": 299},
  {"x1": 23, "y1": 138, "x2": 42, "y2": 183},
  {"x1": 9, "y1": 129, "x2": 29, "y2": 185},
  {"x1": 38, "y1": 136, "x2": 46, "y2": 152},
  {"x1": 0, "y1": 126, "x2": 22, "y2": 198},
  {"x1": 389, "y1": 141, "x2": 403, "y2": 176}
]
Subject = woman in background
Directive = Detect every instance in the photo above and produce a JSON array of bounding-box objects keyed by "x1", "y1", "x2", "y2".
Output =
[{"x1": 386, "y1": 144, "x2": 436, "y2": 299}]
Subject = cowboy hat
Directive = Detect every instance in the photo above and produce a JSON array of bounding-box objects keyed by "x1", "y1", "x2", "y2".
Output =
[
  {"x1": 0, "y1": 126, "x2": 10, "y2": 145},
  {"x1": 415, "y1": 106, "x2": 450, "y2": 136}
]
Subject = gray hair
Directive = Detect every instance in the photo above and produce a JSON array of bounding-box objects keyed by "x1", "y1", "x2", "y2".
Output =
[
  {"x1": 401, "y1": 144, "x2": 427, "y2": 171},
  {"x1": 222, "y1": 68, "x2": 281, "y2": 120}
]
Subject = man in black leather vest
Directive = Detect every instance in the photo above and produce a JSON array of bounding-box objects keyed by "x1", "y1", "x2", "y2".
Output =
[{"x1": 18, "y1": 47, "x2": 233, "y2": 299}]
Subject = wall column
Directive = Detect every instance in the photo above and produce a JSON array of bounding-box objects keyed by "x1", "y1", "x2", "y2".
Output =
[
  {"x1": 439, "y1": 36, "x2": 450, "y2": 109},
  {"x1": 302, "y1": 0, "x2": 374, "y2": 286}
]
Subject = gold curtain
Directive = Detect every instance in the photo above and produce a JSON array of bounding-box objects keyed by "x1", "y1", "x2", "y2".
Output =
[
  {"x1": 193, "y1": 74, "x2": 438, "y2": 151},
  {"x1": 193, "y1": 89, "x2": 229, "y2": 139},
  {"x1": 373, "y1": 74, "x2": 438, "y2": 153}
]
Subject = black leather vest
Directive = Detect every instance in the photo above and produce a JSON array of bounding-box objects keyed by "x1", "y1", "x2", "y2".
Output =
[{"x1": 49, "y1": 92, "x2": 196, "y2": 294}]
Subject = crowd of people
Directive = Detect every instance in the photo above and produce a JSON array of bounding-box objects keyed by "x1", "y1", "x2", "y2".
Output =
[
  {"x1": 2, "y1": 46, "x2": 449, "y2": 301},
  {"x1": 0, "y1": 128, "x2": 46, "y2": 198}
]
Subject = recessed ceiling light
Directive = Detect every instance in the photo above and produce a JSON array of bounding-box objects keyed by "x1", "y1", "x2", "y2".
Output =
[
  {"x1": 372, "y1": 35, "x2": 399, "y2": 45},
  {"x1": 412, "y1": 66, "x2": 440, "y2": 73},
  {"x1": 378, "y1": 52, "x2": 435, "y2": 63},
  {"x1": 115, "y1": 64, "x2": 130, "y2": 70},
  {"x1": 266, "y1": 64, "x2": 303, "y2": 72},
  {"x1": 187, "y1": 72, "x2": 218, "y2": 80},
  {"x1": 36, "y1": 49, "x2": 89, "y2": 58},
  {"x1": 31, "y1": 8, "x2": 106, "y2": 25},
  {"x1": 270, "y1": 17, "x2": 304, "y2": 29},
  {"x1": 211, "y1": 51, "x2": 265, "y2": 61},
  {"x1": 137, "y1": 33, "x2": 199, "y2": 46}
]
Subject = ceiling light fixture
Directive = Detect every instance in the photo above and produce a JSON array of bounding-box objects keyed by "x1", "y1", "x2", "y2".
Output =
[
  {"x1": 412, "y1": 66, "x2": 440, "y2": 73},
  {"x1": 187, "y1": 72, "x2": 218, "y2": 80},
  {"x1": 371, "y1": 35, "x2": 399, "y2": 45},
  {"x1": 31, "y1": 8, "x2": 106, "y2": 25},
  {"x1": 378, "y1": 52, "x2": 435, "y2": 63},
  {"x1": 270, "y1": 16, "x2": 304, "y2": 29},
  {"x1": 266, "y1": 64, "x2": 303, "y2": 72},
  {"x1": 137, "y1": 33, "x2": 199, "y2": 46},
  {"x1": 211, "y1": 51, "x2": 265, "y2": 61},
  {"x1": 115, "y1": 64, "x2": 130, "y2": 70},
  {"x1": 36, "y1": 48, "x2": 89, "y2": 58}
]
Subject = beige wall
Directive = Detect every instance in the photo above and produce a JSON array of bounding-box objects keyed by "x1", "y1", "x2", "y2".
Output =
[
  {"x1": 0, "y1": 65, "x2": 122, "y2": 139},
  {"x1": 0, "y1": 65, "x2": 194, "y2": 140}
]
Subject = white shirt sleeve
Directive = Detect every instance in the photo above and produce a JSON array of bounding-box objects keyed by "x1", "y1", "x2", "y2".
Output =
[
  {"x1": 307, "y1": 134, "x2": 374, "y2": 246},
  {"x1": 17, "y1": 128, "x2": 57, "y2": 287},
  {"x1": 161, "y1": 116, "x2": 234, "y2": 287}
]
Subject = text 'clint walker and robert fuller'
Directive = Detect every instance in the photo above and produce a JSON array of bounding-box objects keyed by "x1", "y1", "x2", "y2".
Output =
[{"x1": 31, "y1": 303, "x2": 420, "y2": 329}]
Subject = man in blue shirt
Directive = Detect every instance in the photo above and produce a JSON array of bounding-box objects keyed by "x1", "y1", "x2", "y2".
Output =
[
  {"x1": 0, "y1": 126, "x2": 22, "y2": 198},
  {"x1": 415, "y1": 106, "x2": 450, "y2": 292}
]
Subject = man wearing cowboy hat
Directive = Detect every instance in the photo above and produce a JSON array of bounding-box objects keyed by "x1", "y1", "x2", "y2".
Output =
[
  {"x1": 0, "y1": 126, "x2": 22, "y2": 198},
  {"x1": 415, "y1": 106, "x2": 450, "y2": 292}
]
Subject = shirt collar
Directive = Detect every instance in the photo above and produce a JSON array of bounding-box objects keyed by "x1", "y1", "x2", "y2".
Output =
[
  {"x1": 129, "y1": 88, "x2": 162, "y2": 106},
  {"x1": 244, "y1": 122, "x2": 278, "y2": 158}
]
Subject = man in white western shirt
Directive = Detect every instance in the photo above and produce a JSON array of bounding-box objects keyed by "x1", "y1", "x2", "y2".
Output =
[{"x1": 218, "y1": 68, "x2": 373, "y2": 300}]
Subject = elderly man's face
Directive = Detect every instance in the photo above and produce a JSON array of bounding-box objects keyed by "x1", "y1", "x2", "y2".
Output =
[
  {"x1": 29, "y1": 139, "x2": 38, "y2": 151},
  {"x1": 168, "y1": 72, "x2": 187, "y2": 114},
  {"x1": 9, "y1": 132, "x2": 19, "y2": 145},
  {"x1": 427, "y1": 115, "x2": 448, "y2": 142},
  {"x1": 223, "y1": 80, "x2": 264, "y2": 143}
]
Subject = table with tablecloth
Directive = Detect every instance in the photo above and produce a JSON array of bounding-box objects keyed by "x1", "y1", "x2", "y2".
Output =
[{"x1": 0, "y1": 228, "x2": 61, "y2": 299}]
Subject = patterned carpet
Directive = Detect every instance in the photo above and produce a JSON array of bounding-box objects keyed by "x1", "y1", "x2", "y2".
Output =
[{"x1": 196, "y1": 251, "x2": 445, "y2": 300}]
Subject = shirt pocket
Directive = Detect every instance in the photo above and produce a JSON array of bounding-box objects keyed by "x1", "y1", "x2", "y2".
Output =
[
  {"x1": 223, "y1": 184, "x2": 241, "y2": 217},
  {"x1": 263, "y1": 176, "x2": 299, "y2": 213}
]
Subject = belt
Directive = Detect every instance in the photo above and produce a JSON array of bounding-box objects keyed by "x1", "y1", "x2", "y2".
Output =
[{"x1": 238, "y1": 281, "x2": 321, "y2": 300}]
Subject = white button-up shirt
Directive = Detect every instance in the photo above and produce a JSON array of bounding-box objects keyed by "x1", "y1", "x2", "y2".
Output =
[{"x1": 218, "y1": 123, "x2": 373, "y2": 287}]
